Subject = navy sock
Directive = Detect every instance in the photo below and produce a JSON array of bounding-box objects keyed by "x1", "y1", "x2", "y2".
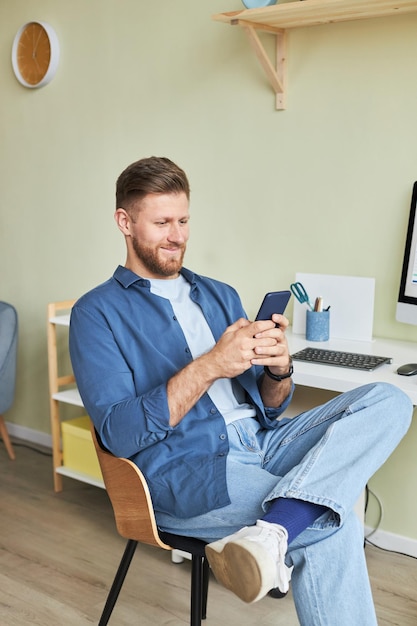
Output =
[{"x1": 262, "y1": 498, "x2": 328, "y2": 545}]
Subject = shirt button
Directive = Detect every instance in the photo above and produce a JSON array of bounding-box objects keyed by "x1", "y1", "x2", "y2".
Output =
[
  {"x1": 173, "y1": 315, "x2": 177, "y2": 321},
  {"x1": 185, "y1": 347, "x2": 190, "y2": 353},
  {"x1": 210, "y1": 408, "x2": 216, "y2": 415},
  {"x1": 219, "y1": 434, "x2": 226, "y2": 440}
]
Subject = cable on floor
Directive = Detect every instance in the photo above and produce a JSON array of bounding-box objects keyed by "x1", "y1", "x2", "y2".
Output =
[{"x1": 364, "y1": 484, "x2": 417, "y2": 561}]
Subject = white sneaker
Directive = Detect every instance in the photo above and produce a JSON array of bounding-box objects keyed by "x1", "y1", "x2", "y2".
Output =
[{"x1": 205, "y1": 520, "x2": 290, "y2": 604}]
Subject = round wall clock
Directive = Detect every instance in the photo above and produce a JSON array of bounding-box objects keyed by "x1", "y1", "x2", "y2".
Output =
[{"x1": 11, "y1": 21, "x2": 60, "y2": 88}]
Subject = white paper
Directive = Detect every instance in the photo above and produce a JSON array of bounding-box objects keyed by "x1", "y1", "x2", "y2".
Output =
[{"x1": 292, "y1": 273, "x2": 375, "y2": 342}]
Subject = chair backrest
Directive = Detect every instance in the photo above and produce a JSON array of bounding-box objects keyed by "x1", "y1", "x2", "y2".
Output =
[
  {"x1": 0, "y1": 302, "x2": 18, "y2": 414},
  {"x1": 90, "y1": 424, "x2": 171, "y2": 550}
]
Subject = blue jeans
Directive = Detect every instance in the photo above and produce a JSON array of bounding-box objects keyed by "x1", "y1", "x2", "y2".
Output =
[{"x1": 157, "y1": 382, "x2": 412, "y2": 625}]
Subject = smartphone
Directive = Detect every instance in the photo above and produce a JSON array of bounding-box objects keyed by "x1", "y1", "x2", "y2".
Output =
[{"x1": 255, "y1": 290, "x2": 291, "y2": 321}]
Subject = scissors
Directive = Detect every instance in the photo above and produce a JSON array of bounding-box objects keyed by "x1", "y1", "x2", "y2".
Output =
[{"x1": 290, "y1": 282, "x2": 314, "y2": 310}]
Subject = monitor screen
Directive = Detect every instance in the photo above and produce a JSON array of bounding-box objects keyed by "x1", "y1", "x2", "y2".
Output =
[{"x1": 396, "y1": 181, "x2": 417, "y2": 325}]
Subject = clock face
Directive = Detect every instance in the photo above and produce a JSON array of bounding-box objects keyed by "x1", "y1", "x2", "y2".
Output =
[
  {"x1": 12, "y1": 21, "x2": 59, "y2": 88},
  {"x1": 17, "y1": 22, "x2": 50, "y2": 85}
]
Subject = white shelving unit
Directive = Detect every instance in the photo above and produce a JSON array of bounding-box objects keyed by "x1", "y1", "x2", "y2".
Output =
[{"x1": 47, "y1": 300, "x2": 104, "y2": 491}]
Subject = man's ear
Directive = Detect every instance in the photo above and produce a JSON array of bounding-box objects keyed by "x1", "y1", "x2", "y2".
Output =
[{"x1": 114, "y1": 208, "x2": 131, "y2": 236}]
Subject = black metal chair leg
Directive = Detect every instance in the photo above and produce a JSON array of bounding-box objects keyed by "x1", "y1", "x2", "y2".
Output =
[
  {"x1": 99, "y1": 539, "x2": 138, "y2": 626},
  {"x1": 201, "y1": 556, "x2": 209, "y2": 620},
  {"x1": 190, "y1": 554, "x2": 204, "y2": 626}
]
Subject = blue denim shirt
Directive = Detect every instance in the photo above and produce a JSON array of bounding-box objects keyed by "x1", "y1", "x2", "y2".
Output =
[{"x1": 69, "y1": 265, "x2": 294, "y2": 518}]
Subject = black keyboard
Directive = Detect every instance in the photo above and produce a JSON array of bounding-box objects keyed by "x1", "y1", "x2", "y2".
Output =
[{"x1": 292, "y1": 347, "x2": 392, "y2": 372}]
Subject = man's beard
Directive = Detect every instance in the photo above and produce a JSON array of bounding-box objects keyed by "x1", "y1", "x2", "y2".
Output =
[{"x1": 131, "y1": 235, "x2": 186, "y2": 277}]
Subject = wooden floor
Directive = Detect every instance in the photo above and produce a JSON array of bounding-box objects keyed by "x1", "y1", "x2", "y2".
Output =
[{"x1": 1, "y1": 440, "x2": 417, "y2": 626}]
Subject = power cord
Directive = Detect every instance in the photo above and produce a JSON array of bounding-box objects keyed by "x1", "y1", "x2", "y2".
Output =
[
  {"x1": 364, "y1": 484, "x2": 383, "y2": 540},
  {"x1": 364, "y1": 484, "x2": 417, "y2": 561}
]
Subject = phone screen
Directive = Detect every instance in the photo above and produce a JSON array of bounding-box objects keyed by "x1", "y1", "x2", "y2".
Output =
[{"x1": 255, "y1": 290, "x2": 291, "y2": 321}]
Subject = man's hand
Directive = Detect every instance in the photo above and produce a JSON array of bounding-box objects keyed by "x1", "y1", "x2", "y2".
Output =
[
  {"x1": 251, "y1": 313, "x2": 291, "y2": 377},
  {"x1": 205, "y1": 316, "x2": 287, "y2": 380},
  {"x1": 251, "y1": 313, "x2": 293, "y2": 408},
  {"x1": 167, "y1": 314, "x2": 292, "y2": 426}
]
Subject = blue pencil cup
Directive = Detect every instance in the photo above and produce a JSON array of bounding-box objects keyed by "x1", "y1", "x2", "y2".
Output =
[{"x1": 306, "y1": 310, "x2": 330, "y2": 342}]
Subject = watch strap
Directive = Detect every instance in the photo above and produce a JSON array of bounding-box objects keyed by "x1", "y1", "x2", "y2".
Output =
[{"x1": 264, "y1": 360, "x2": 293, "y2": 382}]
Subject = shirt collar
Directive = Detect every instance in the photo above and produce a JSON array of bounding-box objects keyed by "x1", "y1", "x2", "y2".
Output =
[{"x1": 113, "y1": 265, "x2": 199, "y2": 289}]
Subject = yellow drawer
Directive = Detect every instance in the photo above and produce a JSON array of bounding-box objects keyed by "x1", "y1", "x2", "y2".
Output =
[{"x1": 62, "y1": 416, "x2": 102, "y2": 479}]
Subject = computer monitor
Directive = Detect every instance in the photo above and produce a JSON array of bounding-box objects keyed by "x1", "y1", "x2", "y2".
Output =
[{"x1": 396, "y1": 181, "x2": 417, "y2": 325}]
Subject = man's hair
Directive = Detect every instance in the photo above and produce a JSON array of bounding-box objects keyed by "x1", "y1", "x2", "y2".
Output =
[{"x1": 116, "y1": 156, "x2": 190, "y2": 213}]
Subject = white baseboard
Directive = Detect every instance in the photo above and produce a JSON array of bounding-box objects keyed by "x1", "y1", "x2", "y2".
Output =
[
  {"x1": 6, "y1": 421, "x2": 52, "y2": 449},
  {"x1": 365, "y1": 525, "x2": 417, "y2": 558},
  {"x1": 5, "y1": 421, "x2": 417, "y2": 559}
]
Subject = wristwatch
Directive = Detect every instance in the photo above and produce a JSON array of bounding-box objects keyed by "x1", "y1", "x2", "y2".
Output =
[{"x1": 264, "y1": 358, "x2": 293, "y2": 382}]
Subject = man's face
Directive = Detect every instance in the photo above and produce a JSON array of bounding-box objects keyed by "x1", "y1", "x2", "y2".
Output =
[{"x1": 119, "y1": 192, "x2": 190, "y2": 279}]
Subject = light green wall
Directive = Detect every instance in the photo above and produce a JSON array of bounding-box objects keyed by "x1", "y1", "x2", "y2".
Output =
[{"x1": 1, "y1": 1, "x2": 416, "y2": 539}]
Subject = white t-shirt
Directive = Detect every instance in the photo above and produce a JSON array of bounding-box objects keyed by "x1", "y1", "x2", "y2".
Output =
[{"x1": 150, "y1": 275, "x2": 256, "y2": 424}]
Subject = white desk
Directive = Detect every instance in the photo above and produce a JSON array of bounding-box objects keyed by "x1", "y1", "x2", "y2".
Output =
[{"x1": 287, "y1": 329, "x2": 417, "y2": 406}]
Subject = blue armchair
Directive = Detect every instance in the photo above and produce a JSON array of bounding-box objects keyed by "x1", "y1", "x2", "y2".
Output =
[{"x1": 0, "y1": 301, "x2": 18, "y2": 459}]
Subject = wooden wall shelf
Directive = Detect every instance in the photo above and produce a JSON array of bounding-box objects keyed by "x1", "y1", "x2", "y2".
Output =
[{"x1": 212, "y1": 0, "x2": 417, "y2": 109}]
